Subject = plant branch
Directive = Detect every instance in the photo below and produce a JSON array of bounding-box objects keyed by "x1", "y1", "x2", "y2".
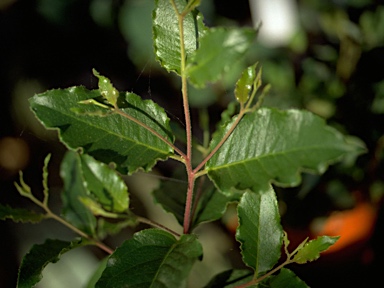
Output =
[
  {"x1": 113, "y1": 108, "x2": 186, "y2": 159},
  {"x1": 170, "y1": 0, "x2": 196, "y2": 234},
  {"x1": 45, "y1": 209, "x2": 114, "y2": 255},
  {"x1": 193, "y1": 110, "x2": 246, "y2": 174},
  {"x1": 137, "y1": 216, "x2": 181, "y2": 238},
  {"x1": 16, "y1": 177, "x2": 114, "y2": 255}
]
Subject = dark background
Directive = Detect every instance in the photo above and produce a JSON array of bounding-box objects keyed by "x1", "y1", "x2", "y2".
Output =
[{"x1": 1, "y1": 0, "x2": 384, "y2": 287}]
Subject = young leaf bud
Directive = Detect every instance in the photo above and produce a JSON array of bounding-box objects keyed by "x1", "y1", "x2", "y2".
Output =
[{"x1": 235, "y1": 63, "x2": 257, "y2": 104}]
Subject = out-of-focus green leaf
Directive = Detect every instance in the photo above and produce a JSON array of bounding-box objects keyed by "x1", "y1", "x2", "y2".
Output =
[
  {"x1": 60, "y1": 151, "x2": 97, "y2": 236},
  {"x1": 97, "y1": 217, "x2": 138, "y2": 240},
  {"x1": 0, "y1": 204, "x2": 45, "y2": 223},
  {"x1": 152, "y1": 0, "x2": 207, "y2": 74},
  {"x1": 236, "y1": 187, "x2": 283, "y2": 276},
  {"x1": 191, "y1": 182, "x2": 242, "y2": 229},
  {"x1": 235, "y1": 63, "x2": 257, "y2": 104},
  {"x1": 204, "y1": 269, "x2": 253, "y2": 288},
  {"x1": 119, "y1": 0, "x2": 156, "y2": 68},
  {"x1": 153, "y1": 172, "x2": 186, "y2": 226},
  {"x1": 30, "y1": 85, "x2": 174, "y2": 174},
  {"x1": 17, "y1": 238, "x2": 88, "y2": 288},
  {"x1": 186, "y1": 27, "x2": 257, "y2": 88},
  {"x1": 207, "y1": 108, "x2": 366, "y2": 194},
  {"x1": 293, "y1": 236, "x2": 339, "y2": 264},
  {"x1": 95, "y1": 229, "x2": 203, "y2": 288},
  {"x1": 86, "y1": 257, "x2": 108, "y2": 288},
  {"x1": 153, "y1": 171, "x2": 241, "y2": 229},
  {"x1": 80, "y1": 153, "x2": 129, "y2": 213}
]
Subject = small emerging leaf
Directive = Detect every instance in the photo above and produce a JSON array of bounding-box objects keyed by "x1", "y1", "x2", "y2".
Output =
[
  {"x1": 0, "y1": 204, "x2": 45, "y2": 224},
  {"x1": 235, "y1": 63, "x2": 257, "y2": 104},
  {"x1": 92, "y1": 69, "x2": 118, "y2": 107},
  {"x1": 17, "y1": 238, "x2": 88, "y2": 288},
  {"x1": 96, "y1": 229, "x2": 203, "y2": 288},
  {"x1": 42, "y1": 153, "x2": 51, "y2": 205},
  {"x1": 292, "y1": 236, "x2": 340, "y2": 264}
]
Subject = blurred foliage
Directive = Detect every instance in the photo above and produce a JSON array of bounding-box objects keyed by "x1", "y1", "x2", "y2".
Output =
[{"x1": 0, "y1": 0, "x2": 384, "y2": 287}]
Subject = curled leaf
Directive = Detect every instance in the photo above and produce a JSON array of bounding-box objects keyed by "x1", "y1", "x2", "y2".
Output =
[
  {"x1": 235, "y1": 63, "x2": 257, "y2": 104},
  {"x1": 92, "y1": 69, "x2": 118, "y2": 107}
]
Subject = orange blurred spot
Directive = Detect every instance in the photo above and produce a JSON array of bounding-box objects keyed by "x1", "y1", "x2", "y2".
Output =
[{"x1": 315, "y1": 203, "x2": 376, "y2": 254}]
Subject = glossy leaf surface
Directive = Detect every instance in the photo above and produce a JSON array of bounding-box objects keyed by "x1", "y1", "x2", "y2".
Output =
[
  {"x1": 207, "y1": 108, "x2": 364, "y2": 193},
  {"x1": 152, "y1": 0, "x2": 207, "y2": 74},
  {"x1": 293, "y1": 236, "x2": 339, "y2": 264},
  {"x1": 186, "y1": 27, "x2": 257, "y2": 87},
  {"x1": 96, "y1": 229, "x2": 203, "y2": 288},
  {"x1": 30, "y1": 86, "x2": 174, "y2": 173},
  {"x1": 235, "y1": 63, "x2": 257, "y2": 104},
  {"x1": 236, "y1": 188, "x2": 283, "y2": 276},
  {"x1": 0, "y1": 204, "x2": 45, "y2": 223},
  {"x1": 17, "y1": 238, "x2": 87, "y2": 288},
  {"x1": 80, "y1": 153, "x2": 129, "y2": 213}
]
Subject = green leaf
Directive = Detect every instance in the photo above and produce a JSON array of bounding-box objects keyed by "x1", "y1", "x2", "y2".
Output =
[
  {"x1": 17, "y1": 238, "x2": 88, "y2": 288},
  {"x1": 192, "y1": 182, "x2": 242, "y2": 228},
  {"x1": 95, "y1": 229, "x2": 203, "y2": 288},
  {"x1": 92, "y1": 69, "x2": 119, "y2": 106},
  {"x1": 60, "y1": 151, "x2": 97, "y2": 236},
  {"x1": 236, "y1": 187, "x2": 283, "y2": 276},
  {"x1": 186, "y1": 27, "x2": 257, "y2": 88},
  {"x1": 86, "y1": 257, "x2": 108, "y2": 288},
  {"x1": 0, "y1": 204, "x2": 45, "y2": 223},
  {"x1": 263, "y1": 268, "x2": 309, "y2": 288},
  {"x1": 97, "y1": 217, "x2": 138, "y2": 240},
  {"x1": 42, "y1": 153, "x2": 51, "y2": 205},
  {"x1": 204, "y1": 269, "x2": 253, "y2": 288},
  {"x1": 30, "y1": 86, "x2": 174, "y2": 173},
  {"x1": 80, "y1": 153, "x2": 129, "y2": 213},
  {"x1": 153, "y1": 171, "x2": 187, "y2": 226},
  {"x1": 184, "y1": 0, "x2": 201, "y2": 13},
  {"x1": 292, "y1": 236, "x2": 340, "y2": 264},
  {"x1": 153, "y1": 171, "x2": 241, "y2": 229},
  {"x1": 152, "y1": 0, "x2": 207, "y2": 74},
  {"x1": 235, "y1": 63, "x2": 257, "y2": 104},
  {"x1": 207, "y1": 108, "x2": 365, "y2": 193}
]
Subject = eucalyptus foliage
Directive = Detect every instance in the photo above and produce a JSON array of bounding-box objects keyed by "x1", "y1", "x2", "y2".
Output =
[{"x1": 1, "y1": 0, "x2": 365, "y2": 287}]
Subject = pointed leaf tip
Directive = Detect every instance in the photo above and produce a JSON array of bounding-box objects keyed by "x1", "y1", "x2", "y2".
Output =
[
  {"x1": 92, "y1": 69, "x2": 118, "y2": 107},
  {"x1": 293, "y1": 236, "x2": 340, "y2": 264},
  {"x1": 235, "y1": 63, "x2": 257, "y2": 104}
]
